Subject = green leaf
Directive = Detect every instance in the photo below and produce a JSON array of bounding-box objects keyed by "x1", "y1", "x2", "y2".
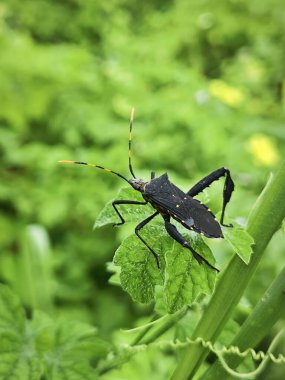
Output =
[
  {"x1": 223, "y1": 227, "x2": 254, "y2": 265},
  {"x1": 34, "y1": 311, "x2": 110, "y2": 379},
  {"x1": 114, "y1": 225, "x2": 165, "y2": 304},
  {"x1": 0, "y1": 285, "x2": 43, "y2": 380},
  {"x1": 93, "y1": 187, "x2": 153, "y2": 229},
  {"x1": 164, "y1": 235, "x2": 217, "y2": 314},
  {"x1": 0, "y1": 286, "x2": 110, "y2": 380},
  {"x1": 106, "y1": 262, "x2": 121, "y2": 286},
  {"x1": 114, "y1": 225, "x2": 217, "y2": 313},
  {"x1": 41, "y1": 320, "x2": 101, "y2": 380},
  {"x1": 281, "y1": 218, "x2": 285, "y2": 234}
]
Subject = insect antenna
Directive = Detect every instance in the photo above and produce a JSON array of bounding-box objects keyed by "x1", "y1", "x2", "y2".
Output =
[
  {"x1": 59, "y1": 108, "x2": 137, "y2": 183},
  {"x1": 58, "y1": 161, "x2": 129, "y2": 183},
  {"x1": 128, "y1": 107, "x2": 137, "y2": 179}
]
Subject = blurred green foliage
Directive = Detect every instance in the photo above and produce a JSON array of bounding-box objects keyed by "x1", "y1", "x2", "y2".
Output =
[{"x1": 0, "y1": 0, "x2": 284, "y2": 378}]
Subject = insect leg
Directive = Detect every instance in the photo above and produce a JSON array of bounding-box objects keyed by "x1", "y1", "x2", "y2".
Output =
[
  {"x1": 163, "y1": 216, "x2": 219, "y2": 272},
  {"x1": 151, "y1": 171, "x2": 155, "y2": 179},
  {"x1": 112, "y1": 200, "x2": 148, "y2": 226},
  {"x1": 135, "y1": 211, "x2": 160, "y2": 268},
  {"x1": 187, "y1": 167, "x2": 235, "y2": 227}
]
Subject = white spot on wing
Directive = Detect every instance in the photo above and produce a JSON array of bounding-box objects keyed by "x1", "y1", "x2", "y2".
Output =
[{"x1": 185, "y1": 217, "x2": 194, "y2": 227}]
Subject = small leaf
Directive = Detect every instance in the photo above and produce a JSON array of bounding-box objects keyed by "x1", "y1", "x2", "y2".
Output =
[
  {"x1": 106, "y1": 262, "x2": 121, "y2": 286},
  {"x1": 114, "y1": 225, "x2": 164, "y2": 304},
  {"x1": 94, "y1": 187, "x2": 153, "y2": 229},
  {"x1": 164, "y1": 235, "x2": 217, "y2": 313},
  {"x1": 41, "y1": 320, "x2": 101, "y2": 380},
  {"x1": 0, "y1": 285, "x2": 43, "y2": 380},
  {"x1": 223, "y1": 227, "x2": 254, "y2": 265},
  {"x1": 0, "y1": 286, "x2": 109, "y2": 380}
]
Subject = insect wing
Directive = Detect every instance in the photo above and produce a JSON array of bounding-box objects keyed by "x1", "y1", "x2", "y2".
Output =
[{"x1": 145, "y1": 174, "x2": 222, "y2": 238}]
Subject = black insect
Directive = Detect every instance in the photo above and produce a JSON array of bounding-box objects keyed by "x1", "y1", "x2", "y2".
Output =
[{"x1": 59, "y1": 109, "x2": 234, "y2": 272}]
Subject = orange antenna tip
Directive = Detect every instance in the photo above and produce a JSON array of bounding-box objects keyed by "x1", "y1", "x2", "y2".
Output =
[{"x1": 130, "y1": 107, "x2": 135, "y2": 122}]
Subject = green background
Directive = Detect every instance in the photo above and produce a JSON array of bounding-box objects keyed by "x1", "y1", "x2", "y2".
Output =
[{"x1": 0, "y1": 0, "x2": 284, "y2": 377}]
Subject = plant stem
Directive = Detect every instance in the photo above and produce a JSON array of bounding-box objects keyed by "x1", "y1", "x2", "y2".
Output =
[
  {"x1": 130, "y1": 313, "x2": 159, "y2": 346},
  {"x1": 171, "y1": 159, "x2": 285, "y2": 380},
  {"x1": 98, "y1": 308, "x2": 187, "y2": 375},
  {"x1": 139, "y1": 307, "x2": 187, "y2": 345},
  {"x1": 199, "y1": 264, "x2": 285, "y2": 379}
]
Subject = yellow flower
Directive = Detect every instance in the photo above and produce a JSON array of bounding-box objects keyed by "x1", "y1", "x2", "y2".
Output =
[
  {"x1": 248, "y1": 134, "x2": 280, "y2": 166},
  {"x1": 209, "y1": 80, "x2": 245, "y2": 107}
]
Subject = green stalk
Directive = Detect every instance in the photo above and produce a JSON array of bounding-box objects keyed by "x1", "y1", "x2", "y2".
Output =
[
  {"x1": 98, "y1": 308, "x2": 187, "y2": 375},
  {"x1": 200, "y1": 265, "x2": 285, "y2": 379},
  {"x1": 130, "y1": 313, "x2": 159, "y2": 346},
  {"x1": 139, "y1": 307, "x2": 187, "y2": 345},
  {"x1": 171, "y1": 159, "x2": 285, "y2": 380}
]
